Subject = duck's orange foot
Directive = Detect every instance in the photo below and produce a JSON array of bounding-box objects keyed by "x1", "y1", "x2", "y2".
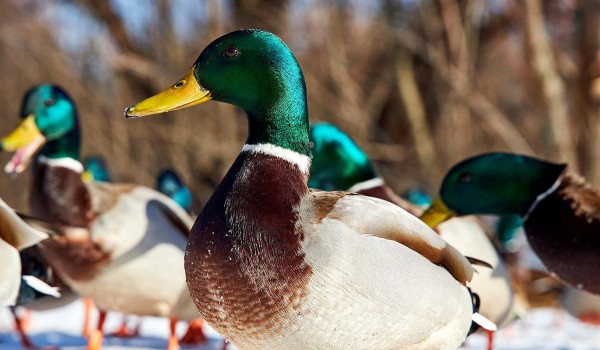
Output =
[
  {"x1": 87, "y1": 329, "x2": 104, "y2": 350},
  {"x1": 13, "y1": 308, "x2": 34, "y2": 348},
  {"x1": 168, "y1": 319, "x2": 180, "y2": 350},
  {"x1": 109, "y1": 317, "x2": 141, "y2": 337},
  {"x1": 179, "y1": 319, "x2": 208, "y2": 344},
  {"x1": 485, "y1": 329, "x2": 495, "y2": 350},
  {"x1": 580, "y1": 312, "x2": 600, "y2": 325},
  {"x1": 82, "y1": 297, "x2": 95, "y2": 338}
]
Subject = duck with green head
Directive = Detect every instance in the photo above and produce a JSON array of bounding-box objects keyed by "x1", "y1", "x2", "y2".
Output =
[
  {"x1": 309, "y1": 122, "x2": 419, "y2": 214},
  {"x1": 309, "y1": 123, "x2": 515, "y2": 338},
  {"x1": 0, "y1": 84, "x2": 207, "y2": 350},
  {"x1": 82, "y1": 156, "x2": 111, "y2": 183},
  {"x1": 126, "y1": 29, "x2": 491, "y2": 350},
  {"x1": 156, "y1": 169, "x2": 193, "y2": 213},
  {"x1": 421, "y1": 152, "x2": 600, "y2": 294}
]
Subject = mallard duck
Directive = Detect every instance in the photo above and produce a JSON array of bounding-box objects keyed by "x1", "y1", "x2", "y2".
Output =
[
  {"x1": 125, "y1": 29, "x2": 492, "y2": 350},
  {"x1": 0, "y1": 196, "x2": 61, "y2": 348},
  {"x1": 0, "y1": 84, "x2": 207, "y2": 350},
  {"x1": 0, "y1": 197, "x2": 49, "y2": 307},
  {"x1": 12, "y1": 245, "x2": 66, "y2": 349},
  {"x1": 309, "y1": 123, "x2": 515, "y2": 343},
  {"x1": 82, "y1": 155, "x2": 146, "y2": 338},
  {"x1": 83, "y1": 156, "x2": 111, "y2": 183},
  {"x1": 420, "y1": 152, "x2": 600, "y2": 295},
  {"x1": 157, "y1": 169, "x2": 193, "y2": 213}
]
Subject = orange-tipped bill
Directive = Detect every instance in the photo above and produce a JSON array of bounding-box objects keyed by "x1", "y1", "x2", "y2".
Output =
[
  {"x1": 124, "y1": 67, "x2": 211, "y2": 118},
  {"x1": 1, "y1": 115, "x2": 46, "y2": 177},
  {"x1": 419, "y1": 196, "x2": 455, "y2": 228}
]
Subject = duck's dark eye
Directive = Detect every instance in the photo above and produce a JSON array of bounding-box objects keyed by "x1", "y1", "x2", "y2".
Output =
[
  {"x1": 44, "y1": 98, "x2": 55, "y2": 107},
  {"x1": 459, "y1": 173, "x2": 472, "y2": 183},
  {"x1": 224, "y1": 46, "x2": 240, "y2": 58}
]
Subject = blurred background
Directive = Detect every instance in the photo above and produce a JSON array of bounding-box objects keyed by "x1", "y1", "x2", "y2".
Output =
[{"x1": 0, "y1": 0, "x2": 597, "y2": 213}]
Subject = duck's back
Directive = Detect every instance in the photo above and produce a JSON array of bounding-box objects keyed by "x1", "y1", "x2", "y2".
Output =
[{"x1": 525, "y1": 171, "x2": 600, "y2": 293}]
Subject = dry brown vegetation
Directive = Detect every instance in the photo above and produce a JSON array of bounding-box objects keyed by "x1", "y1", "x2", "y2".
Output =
[{"x1": 0, "y1": 0, "x2": 598, "y2": 213}]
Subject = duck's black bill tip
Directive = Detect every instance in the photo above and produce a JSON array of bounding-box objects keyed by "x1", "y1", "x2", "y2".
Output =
[{"x1": 123, "y1": 107, "x2": 140, "y2": 119}]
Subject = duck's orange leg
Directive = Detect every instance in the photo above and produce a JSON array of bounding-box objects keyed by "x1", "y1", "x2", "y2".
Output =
[
  {"x1": 12, "y1": 307, "x2": 33, "y2": 348},
  {"x1": 82, "y1": 297, "x2": 94, "y2": 338},
  {"x1": 485, "y1": 329, "x2": 494, "y2": 350},
  {"x1": 168, "y1": 318, "x2": 180, "y2": 350},
  {"x1": 87, "y1": 310, "x2": 106, "y2": 350},
  {"x1": 580, "y1": 312, "x2": 600, "y2": 325},
  {"x1": 110, "y1": 315, "x2": 141, "y2": 337},
  {"x1": 179, "y1": 318, "x2": 207, "y2": 344}
]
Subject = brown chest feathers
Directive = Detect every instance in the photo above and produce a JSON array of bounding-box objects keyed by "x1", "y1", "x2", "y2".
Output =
[
  {"x1": 29, "y1": 162, "x2": 93, "y2": 228},
  {"x1": 525, "y1": 171, "x2": 600, "y2": 294},
  {"x1": 36, "y1": 234, "x2": 111, "y2": 282},
  {"x1": 185, "y1": 152, "x2": 312, "y2": 340}
]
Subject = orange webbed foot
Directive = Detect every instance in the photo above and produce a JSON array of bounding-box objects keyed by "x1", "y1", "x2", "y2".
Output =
[
  {"x1": 12, "y1": 307, "x2": 33, "y2": 348},
  {"x1": 179, "y1": 318, "x2": 208, "y2": 345},
  {"x1": 168, "y1": 318, "x2": 180, "y2": 350}
]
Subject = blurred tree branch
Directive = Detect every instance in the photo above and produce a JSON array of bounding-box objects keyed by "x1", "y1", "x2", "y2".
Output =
[
  {"x1": 396, "y1": 49, "x2": 439, "y2": 181},
  {"x1": 395, "y1": 27, "x2": 534, "y2": 154},
  {"x1": 524, "y1": 0, "x2": 577, "y2": 170}
]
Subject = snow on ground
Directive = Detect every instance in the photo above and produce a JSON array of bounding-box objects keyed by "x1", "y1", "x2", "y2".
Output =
[
  {"x1": 0, "y1": 299, "x2": 599, "y2": 349},
  {"x1": 0, "y1": 298, "x2": 236, "y2": 350},
  {"x1": 463, "y1": 308, "x2": 600, "y2": 350}
]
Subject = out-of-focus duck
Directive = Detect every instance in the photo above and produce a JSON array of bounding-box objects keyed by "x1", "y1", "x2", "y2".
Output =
[
  {"x1": 82, "y1": 156, "x2": 111, "y2": 183},
  {"x1": 0, "y1": 197, "x2": 49, "y2": 307},
  {"x1": 156, "y1": 170, "x2": 193, "y2": 213},
  {"x1": 421, "y1": 152, "x2": 600, "y2": 295},
  {"x1": 0, "y1": 196, "x2": 60, "y2": 348},
  {"x1": 0, "y1": 84, "x2": 207, "y2": 350}
]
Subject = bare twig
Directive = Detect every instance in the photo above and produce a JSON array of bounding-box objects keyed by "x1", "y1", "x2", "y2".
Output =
[{"x1": 524, "y1": 0, "x2": 577, "y2": 169}]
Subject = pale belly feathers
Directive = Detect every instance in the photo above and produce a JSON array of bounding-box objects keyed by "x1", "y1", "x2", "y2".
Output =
[
  {"x1": 229, "y1": 217, "x2": 473, "y2": 350},
  {"x1": 62, "y1": 187, "x2": 198, "y2": 319}
]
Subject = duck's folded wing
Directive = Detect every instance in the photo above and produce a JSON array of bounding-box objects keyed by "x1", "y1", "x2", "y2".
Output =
[
  {"x1": 87, "y1": 181, "x2": 194, "y2": 238},
  {"x1": 305, "y1": 190, "x2": 474, "y2": 284},
  {"x1": 0, "y1": 197, "x2": 48, "y2": 250},
  {"x1": 146, "y1": 191, "x2": 195, "y2": 238}
]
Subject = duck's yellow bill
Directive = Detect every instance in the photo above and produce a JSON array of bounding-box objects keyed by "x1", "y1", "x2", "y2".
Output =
[
  {"x1": 0, "y1": 115, "x2": 43, "y2": 152},
  {"x1": 124, "y1": 67, "x2": 212, "y2": 118},
  {"x1": 81, "y1": 170, "x2": 94, "y2": 183},
  {"x1": 419, "y1": 197, "x2": 455, "y2": 228}
]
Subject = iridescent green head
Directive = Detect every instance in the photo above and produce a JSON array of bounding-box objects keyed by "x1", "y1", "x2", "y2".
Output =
[
  {"x1": 0, "y1": 84, "x2": 80, "y2": 176},
  {"x1": 308, "y1": 123, "x2": 377, "y2": 190},
  {"x1": 403, "y1": 187, "x2": 433, "y2": 207},
  {"x1": 420, "y1": 153, "x2": 567, "y2": 227},
  {"x1": 439, "y1": 153, "x2": 566, "y2": 216},
  {"x1": 83, "y1": 156, "x2": 111, "y2": 183},
  {"x1": 125, "y1": 29, "x2": 310, "y2": 155},
  {"x1": 157, "y1": 169, "x2": 193, "y2": 212}
]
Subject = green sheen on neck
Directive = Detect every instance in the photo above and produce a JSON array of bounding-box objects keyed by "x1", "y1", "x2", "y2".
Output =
[
  {"x1": 245, "y1": 86, "x2": 310, "y2": 155},
  {"x1": 40, "y1": 126, "x2": 81, "y2": 160}
]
